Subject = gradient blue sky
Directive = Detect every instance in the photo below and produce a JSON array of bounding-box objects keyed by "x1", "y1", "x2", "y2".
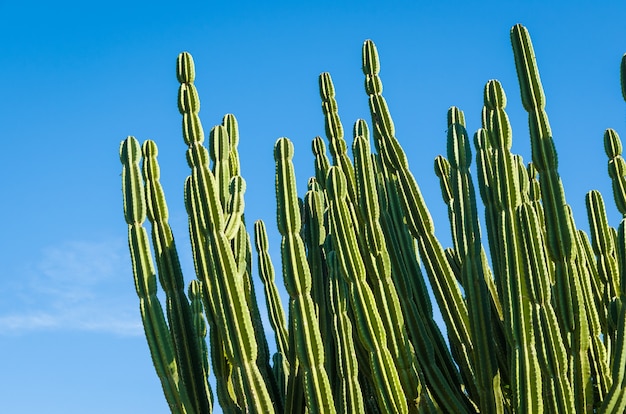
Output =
[{"x1": 1, "y1": 1, "x2": 625, "y2": 412}]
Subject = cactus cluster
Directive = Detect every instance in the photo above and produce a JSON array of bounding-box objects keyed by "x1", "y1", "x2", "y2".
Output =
[{"x1": 120, "y1": 24, "x2": 626, "y2": 413}]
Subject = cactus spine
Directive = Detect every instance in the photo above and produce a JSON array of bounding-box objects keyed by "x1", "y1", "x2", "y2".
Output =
[{"x1": 122, "y1": 25, "x2": 626, "y2": 413}]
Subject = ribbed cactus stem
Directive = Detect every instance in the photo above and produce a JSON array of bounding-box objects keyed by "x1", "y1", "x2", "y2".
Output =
[
  {"x1": 253, "y1": 220, "x2": 289, "y2": 361},
  {"x1": 302, "y1": 178, "x2": 334, "y2": 382},
  {"x1": 326, "y1": 165, "x2": 407, "y2": 414},
  {"x1": 352, "y1": 134, "x2": 425, "y2": 410},
  {"x1": 222, "y1": 114, "x2": 241, "y2": 177},
  {"x1": 319, "y1": 72, "x2": 357, "y2": 204},
  {"x1": 483, "y1": 77, "x2": 544, "y2": 413},
  {"x1": 177, "y1": 51, "x2": 275, "y2": 413},
  {"x1": 142, "y1": 139, "x2": 213, "y2": 414},
  {"x1": 511, "y1": 24, "x2": 574, "y2": 262},
  {"x1": 312, "y1": 136, "x2": 331, "y2": 190},
  {"x1": 274, "y1": 137, "x2": 336, "y2": 413},
  {"x1": 434, "y1": 155, "x2": 453, "y2": 207},
  {"x1": 120, "y1": 136, "x2": 193, "y2": 413},
  {"x1": 362, "y1": 40, "x2": 474, "y2": 395},
  {"x1": 447, "y1": 107, "x2": 502, "y2": 412},
  {"x1": 516, "y1": 203, "x2": 574, "y2": 413},
  {"x1": 605, "y1": 129, "x2": 626, "y2": 216},
  {"x1": 512, "y1": 25, "x2": 594, "y2": 412},
  {"x1": 223, "y1": 176, "x2": 246, "y2": 240},
  {"x1": 188, "y1": 280, "x2": 214, "y2": 412},
  {"x1": 575, "y1": 225, "x2": 613, "y2": 402},
  {"x1": 325, "y1": 249, "x2": 365, "y2": 413},
  {"x1": 209, "y1": 125, "x2": 232, "y2": 209},
  {"x1": 474, "y1": 128, "x2": 502, "y2": 290},
  {"x1": 604, "y1": 129, "x2": 626, "y2": 299},
  {"x1": 434, "y1": 155, "x2": 459, "y2": 264},
  {"x1": 587, "y1": 190, "x2": 620, "y2": 304},
  {"x1": 184, "y1": 176, "x2": 239, "y2": 413}
]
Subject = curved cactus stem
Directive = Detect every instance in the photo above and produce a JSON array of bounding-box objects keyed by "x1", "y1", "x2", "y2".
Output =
[
  {"x1": 141, "y1": 139, "x2": 213, "y2": 414},
  {"x1": 373, "y1": 146, "x2": 468, "y2": 408},
  {"x1": 253, "y1": 220, "x2": 289, "y2": 361},
  {"x1": 362, "y1": 40, "x2": 475, "y2": 409},
  {"x1": 319, "y1": 72, "x2": 357, "y2": 204},
  {"x1": 120, "y1": 136, "x2": 195, "y2": 414},
  {"x1": 253, "y1": 219, "x2": 290, "y2": 405},
  {"x1": 177, "y1": 51, "x2": 275, "y2": 413},
  {"x1": 353, "y1": 133, "x2": 425, "y2": 411}
]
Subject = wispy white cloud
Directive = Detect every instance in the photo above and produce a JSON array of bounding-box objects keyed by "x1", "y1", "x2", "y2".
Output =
[{"x1": 0, "y1": 238, "x2": 144, "y2": 336}]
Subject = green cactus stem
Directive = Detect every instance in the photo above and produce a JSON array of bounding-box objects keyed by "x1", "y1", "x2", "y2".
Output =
[
  {"x1": 274, "y1": 137, "x2": 337, "y2": 413},
  {"x1": 121, "y1": 137, "x2": 196, "y2": 413}
]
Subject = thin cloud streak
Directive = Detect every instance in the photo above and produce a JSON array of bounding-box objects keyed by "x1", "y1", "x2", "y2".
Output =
[{"x1": 0, "y1": 238, "x2": 143, "y2": 336}]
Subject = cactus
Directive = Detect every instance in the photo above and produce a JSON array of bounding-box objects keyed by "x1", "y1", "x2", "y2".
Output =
[{"x1": 121, "y1": 25, "x2": 626, "y2": 413}]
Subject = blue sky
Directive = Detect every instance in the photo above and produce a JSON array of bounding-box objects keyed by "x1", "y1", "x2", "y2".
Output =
[{"x1": 1, "y1": 1, "x2": 625, "y2": 412}]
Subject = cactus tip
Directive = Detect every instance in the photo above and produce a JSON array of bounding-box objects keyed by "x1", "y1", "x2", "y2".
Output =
[
  {"x1": 274, "y1": 137, "x2": 294, "y2": 161},
  {"x1": 176, "y1": 51, "x2": 195, "y2": 84},
  {"x1": 120, "y1": 136, "x2": 141, "y2": 162}
]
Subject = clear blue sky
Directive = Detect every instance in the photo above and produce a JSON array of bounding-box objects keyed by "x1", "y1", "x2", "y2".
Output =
[{"x1": 1, "y1": 1, "x2": 625, "y2": 412}]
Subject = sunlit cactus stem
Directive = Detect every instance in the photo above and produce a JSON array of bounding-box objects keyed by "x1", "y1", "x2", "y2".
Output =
[
  {"x1": 177, "y1": 51, "x2": 276, "y2": 413},
  {"x1": 274, "y1": 137, "x2": 337, "y2": 413},
  {"x1": 325, "y1": 165, "x2": 407, "y2": 414},
  {"x1": 121, "y1": 25, "x2": 626, "y2": 414},
  {"x1": 141, "y1": 139, "x2": 213, "y2": 414},
  {"x1": 446, "y1": 107, "x2": 502, "y2": 413},
  {"x1": 121, "y1": 136, "x2": 196, "y2": 414},
  {"x1": 362, "y1": 38, "x2": 475, "y2": 411}
]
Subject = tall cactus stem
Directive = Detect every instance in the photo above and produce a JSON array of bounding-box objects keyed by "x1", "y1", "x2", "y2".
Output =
[
  {"x1": 274, "y1": 137, "x2": 337, "y2": 413},
  {"x1": 141, "y1": 139, "x2": 213, "y2": 413},
  {"x1": 326, "y1": 165, "x2": 408, "y2": 414},
  {"x1": 121, "y1": 137, "x2": 195, "y2": 414},
  {"x1": 447, "y1": 108, "x2": 503, "y2": 413},
  {"x1": 319, "y1": 72, "x2": 358, "y2": 204},
  {"x1": 362, "y1": 40, "x2": 475, "y2": 402},
  {"x1": 177, "y1": 51, "x2": 275, "y2": 413}
]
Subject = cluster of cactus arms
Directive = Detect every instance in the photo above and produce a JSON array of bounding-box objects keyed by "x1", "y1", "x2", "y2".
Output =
[{"x1": 120, "y1": 24, "x2": 626, "y2": 413}]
